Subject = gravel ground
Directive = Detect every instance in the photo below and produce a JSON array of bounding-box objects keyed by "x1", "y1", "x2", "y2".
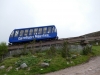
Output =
[{"x1": 45, "y1": 56, "x2": 100, "y2": 75}]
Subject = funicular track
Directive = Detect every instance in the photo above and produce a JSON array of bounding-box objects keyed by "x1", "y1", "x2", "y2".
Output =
[
  {"x1": 8, "y1": 39, "x2": 64, "y2": 51},
  {"x1": 8, "y1": 36, "x2": 100, "y2": 51}
]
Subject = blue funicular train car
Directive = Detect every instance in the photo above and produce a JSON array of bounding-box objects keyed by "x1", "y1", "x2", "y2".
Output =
[{"x1": 9, "y1": 25, "x2": 58, "y2": 44}]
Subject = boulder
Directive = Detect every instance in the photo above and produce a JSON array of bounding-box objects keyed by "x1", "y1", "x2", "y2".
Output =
[
  {"x1": 40, "y1": 63, "x2": 49, "y2": 67},
  {"x1": 20, "y1": 63, "x2": 27, "y2": 69},
  {"x1": 0, "y1": 65, "x2": 5, "y2": 70}
]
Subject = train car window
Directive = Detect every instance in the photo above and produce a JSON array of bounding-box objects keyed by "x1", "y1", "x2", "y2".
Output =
[
  {"x1": 48, "y1": 27, "x2": 51, "y2": 33},
  {"x1": 34, "y1": 28, "x2": 38, "y2": 35},
  {"x1": 52, "y1": 27, "x2": 55, "y2": 33},
  {"x1": 43, "y1": 27, "x2": 47, "y2": 34},
  {"x1": 10, "y1": 31, "x2": 14, "y2": 37},
  {"x1": 38, "y1": 28, "x2": 42, "y2": 34},
  {"x1": 14, "y1": 30, "x2": 19, "y2": 37},
  {"x1": 29, "y1": 29, "x2": 33, "y2": 36},
  {"x1": 19, "y1": 30, "x2": 24, "y2": 36},
  {"x1": 24, "y1": 29, "x2": 28, "y2": 36},
  {"x1": 55, "y1": 27, "x2": 57, "y2": 32}
]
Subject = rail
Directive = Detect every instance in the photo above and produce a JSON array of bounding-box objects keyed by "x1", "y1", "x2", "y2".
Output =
[{"x1": 8, "y1": 36, "x2": 100, "y2": 51}]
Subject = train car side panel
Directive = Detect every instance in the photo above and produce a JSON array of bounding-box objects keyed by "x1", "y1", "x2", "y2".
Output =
[{"x1": 9, "y1": 25, "x2": 57, "y2": 44}]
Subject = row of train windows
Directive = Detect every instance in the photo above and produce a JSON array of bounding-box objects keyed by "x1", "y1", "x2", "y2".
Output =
[{"x1": 10, "y1": 27, "x2": 56, "y2": 37}]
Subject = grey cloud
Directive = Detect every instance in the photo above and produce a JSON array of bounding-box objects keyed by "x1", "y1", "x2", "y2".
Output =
[
  {"x1": 0, "y1": 0, "x2": 36, "y2": 43},
  {"x1": 1, "y1": 0, "x2": 100, "y2": 43}
]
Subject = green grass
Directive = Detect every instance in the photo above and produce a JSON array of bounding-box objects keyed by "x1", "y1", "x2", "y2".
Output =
[
  {"x1": 92, "y1": 46, "x2": 100, "y2": 56},
  {"x1": 0, "y1": 57, "x2": 19, "y2": 67},
  {"x1": 0, "y1": 45, "x2": 100, "y2": 75}
]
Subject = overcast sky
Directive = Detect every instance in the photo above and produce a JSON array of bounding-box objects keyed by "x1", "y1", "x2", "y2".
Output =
[{"x1": 0, "y1": 0, "x2": 100, "y2": 43}]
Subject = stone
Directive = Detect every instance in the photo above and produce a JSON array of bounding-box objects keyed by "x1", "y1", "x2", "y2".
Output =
[
  {"x1": 40, "y1": 68, "x2": 43, "y2": 70},
  {"x1": 15, "y1": 67, "x2": 20, "y2": 71},
  {"x1": 88, "y1": 67, "x2": 92, "y2": 71},
  {"x1": 70, "y1": 61, "x2": 74, "y2": 64},
  {"x1": 40, "y1": 63, "x2": 49, "y2": 67},
  {"x1": 0, "y1": 65, "x2": 5, "y2": 70},
  {"x1": 96, "y1": 42, "x2": 98, "y2": 45},
  {"x1": 72, "y1": 55, "x2": 77, "y2": 59},
  {"x1": 6, "y1": 66, "x2": 12, "y2": 72},
  {"x1": 20, "y1": 63, "x2": 27, "y2": 69},
  {"x1": 67, "y1": 62, "x2": 69, "y2": 65},
  {"x1": 27, "y1": 67, "x2": 30, "y2": 71},
  {"x1": 32, "y1": 55, "x2": 37, "y2": 58}
]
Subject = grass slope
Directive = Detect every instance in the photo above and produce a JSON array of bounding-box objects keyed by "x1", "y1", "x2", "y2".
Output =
[{"x1": 0, "y1": 45, "x2": 100, "y2": 75}]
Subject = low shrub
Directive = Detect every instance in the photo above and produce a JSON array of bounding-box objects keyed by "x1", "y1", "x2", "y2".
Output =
[{"x1": 0, "y1": 42, "x2": 8, "y2": 57}]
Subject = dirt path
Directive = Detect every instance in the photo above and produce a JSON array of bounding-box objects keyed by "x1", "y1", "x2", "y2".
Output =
[{"x1": 45, "y1": 56, "x2": 100, "y2": 75}]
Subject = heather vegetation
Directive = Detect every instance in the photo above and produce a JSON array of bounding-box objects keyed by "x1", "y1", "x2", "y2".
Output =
[
  {"x1": 0, "y1": 42, "x2": 8, "y2": 58},
  {"x1": 0, "y1": 41, "x2": 100, "y2": 75}
]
